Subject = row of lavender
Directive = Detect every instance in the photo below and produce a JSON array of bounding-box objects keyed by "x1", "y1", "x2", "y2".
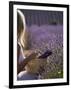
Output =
[{"x1": 29, "y1": 25, "x2": 63, "y2": 79}]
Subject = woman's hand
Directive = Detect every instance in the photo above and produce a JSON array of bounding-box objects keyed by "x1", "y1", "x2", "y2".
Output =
[{"x1": 23, "y1": 50, "x2": 38, "y2": 60}]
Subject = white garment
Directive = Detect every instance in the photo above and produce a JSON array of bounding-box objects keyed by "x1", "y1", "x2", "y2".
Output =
[{"x1": 17, "y1": 71, "x2": 39, "y2": 80}]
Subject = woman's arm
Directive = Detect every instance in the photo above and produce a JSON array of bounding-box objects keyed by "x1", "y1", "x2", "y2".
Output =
[{"x1": 17, "y1": 44, "x2": 38, "y2": 74}]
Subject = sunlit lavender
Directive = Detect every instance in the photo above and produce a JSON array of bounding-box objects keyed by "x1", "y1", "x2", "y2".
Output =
[
  {"x1": 28, "y1": 25, "x2": 63, "y2": 79},
  {"x1": 20, "y1": 10, "x2": 63, "y2": 79}
]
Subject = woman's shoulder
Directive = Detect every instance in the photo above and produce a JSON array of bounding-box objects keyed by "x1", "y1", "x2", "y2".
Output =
[
  {"x1": 17, "y1": 70, "x2": 38, "y2": 80},
  {"x1": 17, "y1": 71, "x2": 27, "y2": 78}
]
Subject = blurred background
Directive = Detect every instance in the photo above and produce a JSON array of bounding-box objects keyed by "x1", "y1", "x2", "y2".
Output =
[{"x1": 20, "y1": 9, "x2": 63, "y2": 26}]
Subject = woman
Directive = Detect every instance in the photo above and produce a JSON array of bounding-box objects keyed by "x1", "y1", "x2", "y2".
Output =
[
  {"x1": 17, "y1": 10, "x2": 52, "y2": 80},
  {"x1": 17, "y1": 10, "x2": 38, "y2": 74}
]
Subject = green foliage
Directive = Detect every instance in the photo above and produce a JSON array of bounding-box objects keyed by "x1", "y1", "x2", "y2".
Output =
[{"x1": 41, "y1": 46, "x2": 63, "y2": 79}]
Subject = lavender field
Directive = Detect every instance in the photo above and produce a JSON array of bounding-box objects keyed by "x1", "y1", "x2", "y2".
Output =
[
  {"x1": 28, "y1": 25, "x2": 63, "y2": 79},
  {"x1": 19, "y1": 9, "x2": 63, "y2": 79}
]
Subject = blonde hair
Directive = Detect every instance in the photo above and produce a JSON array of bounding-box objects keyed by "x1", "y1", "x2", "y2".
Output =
[{"x1": 17, "y1": 10, "x2": 29, "y2": 50}]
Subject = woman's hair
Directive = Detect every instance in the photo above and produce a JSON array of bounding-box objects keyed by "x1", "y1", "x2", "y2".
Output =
[
  {"x1": 17, "y1": 10, "x2": 25, "y2": 38},
  {"x1": 17, "y1": 10, "x2": 30, "y2": 50}
]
